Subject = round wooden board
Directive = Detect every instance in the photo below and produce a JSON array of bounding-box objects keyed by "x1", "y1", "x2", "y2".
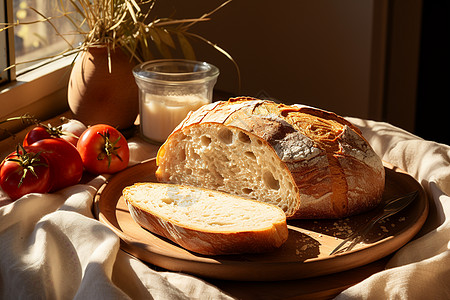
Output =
[{"x1": 94, "y1": 158, "x2": 428, "y2": 281}]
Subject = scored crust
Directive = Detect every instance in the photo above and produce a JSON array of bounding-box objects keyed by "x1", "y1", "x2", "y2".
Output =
[{"x1": 156, "y1": 97, "x2": 385, "y2": 219}]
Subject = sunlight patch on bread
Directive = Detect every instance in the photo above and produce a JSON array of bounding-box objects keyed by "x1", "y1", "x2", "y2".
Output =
[{"x1": 159, "y1": 124, "x2": 297, "y2": 215}]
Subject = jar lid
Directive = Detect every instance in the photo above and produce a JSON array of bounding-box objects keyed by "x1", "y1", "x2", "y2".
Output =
[{"x1": 133, "y1": 59, "x2": 219, "y2": 84}]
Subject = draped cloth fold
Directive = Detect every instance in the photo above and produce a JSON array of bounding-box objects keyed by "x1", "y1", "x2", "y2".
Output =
[
  {"x1": 334, "y1": 118, "x2": 450, "y2": 299},
  {"x1": 0, "y1": 136, "x2": 233, "y2": 300}
]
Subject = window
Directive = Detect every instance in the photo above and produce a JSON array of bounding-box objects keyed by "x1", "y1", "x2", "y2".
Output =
[
  {"x1": 1, "y1": 0, "x2": 79, "y2": 140},
  {"x1": 11, "y1": 0, "x2": 82, "y2": 73}
]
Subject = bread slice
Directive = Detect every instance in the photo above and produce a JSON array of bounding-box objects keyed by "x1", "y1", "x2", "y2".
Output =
[
  {"x1": 123, "y1": 182, "x2": 289, "y2": 255},
  {"x1": 156, "y1": 97, "x2": 385, "y2": 219}
]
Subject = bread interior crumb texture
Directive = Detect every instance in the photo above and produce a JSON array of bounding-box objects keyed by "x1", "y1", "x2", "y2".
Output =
[
  {"x1": 127, "y1": 184, "x2": 285, "y2": 232},
  {"x1": 159, "y1": 123, "x2": 299, "y2": 215}
]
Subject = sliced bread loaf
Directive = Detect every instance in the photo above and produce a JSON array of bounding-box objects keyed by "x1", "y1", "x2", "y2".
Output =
[
  {"x1": 156, "y1": 97, "x2": 385, "y2": 219},
  {"x1": 123, "y1": 182, "x2": 288, "y2": 255}
]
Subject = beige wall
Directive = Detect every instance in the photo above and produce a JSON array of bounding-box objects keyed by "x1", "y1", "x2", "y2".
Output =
[{"x1": 158, "y1": 0, "x2": 376, "y2": 119}]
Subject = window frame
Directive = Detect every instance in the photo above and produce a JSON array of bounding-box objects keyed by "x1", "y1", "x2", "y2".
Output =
[
  {"x1": 1, "y1": 0, "x2": 14, "y2": 84},
  {"x1": 1, "y1": 0, "x2": 73, "y2": 140}
]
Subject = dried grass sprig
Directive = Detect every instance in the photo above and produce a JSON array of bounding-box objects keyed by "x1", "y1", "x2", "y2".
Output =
[
  {"x1": 1, "y1": 0, "x2": 240, "y2": 89},
  {"x1": 184, "y1": 31, "x2": 241, "y2": 92}
]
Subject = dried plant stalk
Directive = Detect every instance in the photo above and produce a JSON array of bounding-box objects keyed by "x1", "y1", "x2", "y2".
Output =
[{"x1": 1, "y1": 0, "x2": 239, "y2": 85}]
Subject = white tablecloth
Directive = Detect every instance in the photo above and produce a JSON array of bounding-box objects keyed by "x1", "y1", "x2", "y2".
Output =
[{"x1": 0, "y1": 117, "x2": 449, "y2": 299}]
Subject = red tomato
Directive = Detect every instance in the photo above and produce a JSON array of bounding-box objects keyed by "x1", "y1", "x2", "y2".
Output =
[
  {"x1": 77, "y1": 125, "x2": 129, "y2": 174},
  {"x1": 23, "y1": 119, "x2": 87, "y2": 147},
  {"x1": 0, "y1": 146, "x2": 52, "y2": 200},
  {"x1": 23, "y1": 125, "x2": 52, "y2": 146},
  {"x1": 29, "y1": 138, "x2": 84, "y2": 191}
]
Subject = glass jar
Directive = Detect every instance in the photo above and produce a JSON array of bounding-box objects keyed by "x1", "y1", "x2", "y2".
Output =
[{"x1": 133, "y1": 59, "x2": 219, "y2": 144}]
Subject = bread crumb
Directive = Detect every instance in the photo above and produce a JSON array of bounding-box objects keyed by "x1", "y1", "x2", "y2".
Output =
[{"x1": 380, "y1": 225, "x2": 388, "y2": 233}]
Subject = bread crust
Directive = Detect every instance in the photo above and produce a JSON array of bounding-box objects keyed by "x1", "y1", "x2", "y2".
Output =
[{"x1": 156, "y1": 97, "x2": 385, "y2": 219}]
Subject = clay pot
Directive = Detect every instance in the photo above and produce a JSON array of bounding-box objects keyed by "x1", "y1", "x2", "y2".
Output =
[{"x1": 68, "y1": 47, "x2": 139, "y2": 129}]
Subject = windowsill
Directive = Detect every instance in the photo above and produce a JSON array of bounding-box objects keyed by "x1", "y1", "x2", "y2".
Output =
[{"x1": 0, "y1": 55, "x2": 75, "y2": 140}]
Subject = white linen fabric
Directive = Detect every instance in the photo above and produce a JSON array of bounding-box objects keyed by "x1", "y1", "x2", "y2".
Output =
[
  {"x1": 334, "y1": 118, "x2": 450, "y2": 300},
  {"x1": 0, "y1": 118, "x2": 449, "y2": 299},
  {"x1": 0, "y1": 136, "x2": 233, "y2": 300}
]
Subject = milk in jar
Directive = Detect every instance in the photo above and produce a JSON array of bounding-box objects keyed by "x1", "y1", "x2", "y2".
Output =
[{"x1": 141, "y1": 94, "x2": 209, "y2": 143}]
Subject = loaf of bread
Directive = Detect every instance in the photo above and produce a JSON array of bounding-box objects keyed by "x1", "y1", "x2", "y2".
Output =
[
  {"x1": 123, "y1": 182, "x2": 288, "y2": 255},
  {"x1": 156, "y1": 97, "x2": 385, "y2": 219}
]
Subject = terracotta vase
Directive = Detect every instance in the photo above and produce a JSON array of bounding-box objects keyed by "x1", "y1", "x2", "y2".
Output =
[{"x1": 67, "y1": 47, "x2": 139, "y2": 129}]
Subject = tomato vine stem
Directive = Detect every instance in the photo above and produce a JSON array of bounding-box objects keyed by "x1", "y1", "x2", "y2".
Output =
[
  {"x1": 5, "y1": 144, "x2": 48, "y2": 187},
  {"x1": 97, "y1": 130, "x2": 123, "y2": 169}
]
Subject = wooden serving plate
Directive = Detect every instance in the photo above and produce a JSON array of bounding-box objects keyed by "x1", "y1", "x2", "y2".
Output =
[{"x1": 94, "y1": 159, "x2": 428, "y2": 282}]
